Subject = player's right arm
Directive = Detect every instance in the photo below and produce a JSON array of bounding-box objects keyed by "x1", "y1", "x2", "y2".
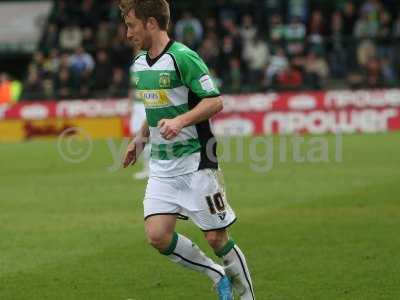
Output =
[{"x1": 122, "y1": 120, "x2": 150, "y2": 168}]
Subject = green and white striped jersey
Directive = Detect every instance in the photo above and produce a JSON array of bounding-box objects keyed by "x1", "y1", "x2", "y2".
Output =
[{"x1": 132, "y1": 40, "x2": 220, "y2": 177}]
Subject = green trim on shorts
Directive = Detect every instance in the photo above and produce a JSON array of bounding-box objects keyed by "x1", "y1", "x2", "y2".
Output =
[
  {"x1": 215, "y1": 239, "x2": 235, "y2": 257},
  {"x1": 159, "y1": 232, "x2": 179, "y2": 256}
]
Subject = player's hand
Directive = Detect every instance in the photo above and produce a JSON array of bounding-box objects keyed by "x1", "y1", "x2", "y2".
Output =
[
  {"x1": 158, "y1": 118, "x2": 184, "y2": 140},
  {"x1": 122, "y1": 137, "x2": 146, "y2": 168}
]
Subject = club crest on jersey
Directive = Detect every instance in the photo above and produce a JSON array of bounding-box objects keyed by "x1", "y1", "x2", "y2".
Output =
[
  {"x1": 159, "y1": 73, "x2": 171, "y2": 88},
  {"x1": 131, "y1": 75, "x2": 139, "y2": 87}
]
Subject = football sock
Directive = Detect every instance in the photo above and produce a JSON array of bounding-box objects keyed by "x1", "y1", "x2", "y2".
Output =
[
  {"x1": 216, "y1": 239, "x2": 255, "y2": 299},
  {"x1": 160, "y1": 232, "x2": 225, "y2": 284}
]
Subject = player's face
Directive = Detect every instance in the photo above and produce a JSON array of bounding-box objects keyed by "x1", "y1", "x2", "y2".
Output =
[{"x1": 125, "y1": 10, "x2": 152, "y2": 51}]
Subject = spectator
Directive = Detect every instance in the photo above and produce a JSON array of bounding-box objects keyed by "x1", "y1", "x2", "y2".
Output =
[
  {"x1": 381, "y1": 58, "x2": 397, "y2": 85},
  {"x1": 269, "y1": 14, "x2": 285, "y2": 52},
  {"x1": 43, "y1": 49, "x2": 60, "y2": 75},
  {"x1": 79, "y1": 0, "x2": 99, "y2": 29},
  {"x1": 0, "y1": 73, "x2": 12, "y2": 104},
  {"x1": 49, "y1": 0, "x2": 69, "y2": 28},
  {"x1": 204, "y1": 17, "x2": 218, "y2": 36},
  {"x1": 108, "y1": 0, "x2": 122, "y2": 25},
  {"x1": 69, "y1": 47, "x2": 95, "y2": 80},
  {"x1": 175, "y1": 12, "x2": 203, "y2": 48},
  {"x1": 304, "y1": 51, "x2": 329, "y2": 89},
  {"x1": 59, "y1": 24, "x2": 83, "y2": 51},
  {"x1": 10, "y1": 77, "x2": 22, "y2": 103},
  {"x1": 377, "y1": 11, "x2": 393, "y2": 59},
  {"x1": 342, "y1": 1, "x2": 357, "y2": 36},
  {"x1": 393, "y1": 14, "x2": 400, "y2": 67},
  {"x1": 110, "y1": 24, "x2": 132, "y2": 70},
  {"x1": 29, "y1": 51, "x2": 46, "y2": 77},
  {"x1": 308, "y1": 9, "x2": 326, "y2": 54},
  {"x1": 92, "y1": 50, "x2": 113, "y2": 95},
  {"x1": 308, "y1": 9, "x2": 326, "y2": 36},
  {"x1": 285, "y1": 16, "x2": 306, "y2": 55},
  {"x1": 220, "y1": 35, "x2": 241, "y2": 72},
  {"x1": 365, "y1": 58, "x2": 384, "y2": 88},
  {"x1": 357, "y1": 39, "x2": 377, "y2": 67},
  {"x1": 40, "y1": 23, "x2": 59, "y2": 53},
  {"x1": 78, "y1": 78, "x2": 91, "y2": 99},
  {"x1": 274, "y1": 62, "x2": 304, "y2": 90},
  {"x1": 96, "y1": 21, "x2": 111, "y2": 49},
  {"x1": 82, "y1": 27, "x2": 96, "y2": 53},
  {"x1": 394, "y1": 14, "x2": 400, "y2": 39},
  {"x1": 360, "y1": 0, "x2": 381, "y2": 18},
  {"x1": 59, "y1": 52, "x2": 71, "y2": 70},
  {"x1": 42, "y1": 78, "x2": 55, "y2": 100},
  {"x1": 265, "y1": 47, "x2": 289, "y2": 86},
  {"x1": 55, "y1": 68, "x2": 74, "y2": 99},
  {"x1": 239, "y1": 14, "x2": 257, "y2": 46},
  {"x1": 354, "y1": 11, "x2": 379, "y2": 39},
  {"x1": 22, "y1": 71, "x2": 44, "y2": 101},
  {"x1": 242, "y1": 36, "x2": 270, "y2": 89},
  {"x1": 221, "y1": 18, "x2": 243, "y2": 63},
  {"x1": 108, "y1": 68, "x2": 129, "y2": 98},
  {"x1": 288, "y1": 0, "x2": 307, "y2": 21},
  {"x1": 198, "y1": 34, "x2": 220, "y2": 72},
  {"x1": 328, "y1": 11, "x2": 347, "y2": 77},
  {"x1": 223, "y1": 58, "x2": 242, "y2": 93}
]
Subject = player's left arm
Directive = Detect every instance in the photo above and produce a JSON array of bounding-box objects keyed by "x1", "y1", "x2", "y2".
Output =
[
  {"x1": 158, "y1": 96, "x2": 223, "y2": 140},
  {"x1": 159, "y1": 49, "x2": 222, "y2": 140}
]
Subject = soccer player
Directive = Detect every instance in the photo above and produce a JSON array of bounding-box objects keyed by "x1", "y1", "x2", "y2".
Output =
[{"x1": 120, "y1": 1, "x2": 255, "y2": 299}]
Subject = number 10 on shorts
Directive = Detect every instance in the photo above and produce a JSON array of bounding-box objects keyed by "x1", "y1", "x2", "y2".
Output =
[{"x1": 205, "y1": 192, "x2": 226, "y2": 216}]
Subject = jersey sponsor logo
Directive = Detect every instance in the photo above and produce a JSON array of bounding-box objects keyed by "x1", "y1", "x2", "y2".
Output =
[
  {"x1": 159, "y1": 73, "x2": 171, "y2": 89},
  {"x1": 199, "y1": 75, "x2": 215, "y2": 92},
  {"x1": 136, "y1": 90, "x2": 171, "y2": 108}
]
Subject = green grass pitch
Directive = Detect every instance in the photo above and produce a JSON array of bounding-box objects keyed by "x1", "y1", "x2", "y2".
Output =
[{"x1": 1, "y1": 133, "x2": 399, "y2": 300}]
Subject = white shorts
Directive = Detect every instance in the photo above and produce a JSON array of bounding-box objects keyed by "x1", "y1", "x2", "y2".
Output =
[
  {"x1": 144, "y1": 169, "x2": 236, "y2": 231},
  {"x1": 130, "y1": 102, "x2": 146, "y2": 135}
]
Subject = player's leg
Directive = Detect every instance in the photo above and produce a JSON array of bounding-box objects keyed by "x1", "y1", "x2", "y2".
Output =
[
  {"x1": 144, "y1": 177, "x2": 228, "y2": 287},
  {"x1": 145, "y1": 215, "x2": 228, "y2": 285},
  {"x1": 183, "y1": 169, "x2": 255, "y2": 299},
  {"x1": 205, "y1": 229, "x2": 255, "y2": 300}
]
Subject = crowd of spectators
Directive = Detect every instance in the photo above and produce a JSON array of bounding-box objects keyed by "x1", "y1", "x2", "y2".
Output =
[{"x1": 20, "y1": 0, "x2": 400, "y2": 101}]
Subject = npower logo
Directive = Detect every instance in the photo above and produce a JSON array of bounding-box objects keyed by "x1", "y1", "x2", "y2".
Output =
[
  {"x1": 20, "y1": 104, "x2": 49, "y2": 120},
  {"x1": 288, "y1": 95, "x2": 317, "y2": 110},
  {"x1": 213, "y1": 118, "x2": 255, "y2": 136}
]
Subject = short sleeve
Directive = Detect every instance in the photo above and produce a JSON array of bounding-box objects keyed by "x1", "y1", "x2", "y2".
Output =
[{"x1": 177, "y1": 50, "x2": 220, "y2": 98}]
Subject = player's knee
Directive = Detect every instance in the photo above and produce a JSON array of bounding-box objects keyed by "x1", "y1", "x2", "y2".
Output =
[
  {"x1": 147, "y1": 231, "x2": 172, "y2": 251},
  {"x1": 204, "y1": 230, "x2": 228, "y2": 251}
]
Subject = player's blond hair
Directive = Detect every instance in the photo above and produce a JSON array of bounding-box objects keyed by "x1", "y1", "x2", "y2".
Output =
[{"x1": 119, "y1": 0, "x2": 170, "y2": 30}]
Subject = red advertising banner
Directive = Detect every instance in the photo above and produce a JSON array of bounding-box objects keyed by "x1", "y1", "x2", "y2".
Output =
[
  {"x1": 213, "y1": 89, "x2": 400, "y2": 135},
  {"x1": 0, "y1": 99, "x2": 131, "y2": 120},
  {"x1": 213, "y1": 108, "x2": 400, "y2": 135},
  {"x1": 1, "y1": 90, "x2": 400, "y2": 136},
  {"x1": 222, "y1": 89, "x2": 400, "y2": 112}
]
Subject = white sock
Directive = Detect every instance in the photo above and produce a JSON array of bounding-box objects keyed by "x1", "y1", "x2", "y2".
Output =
[
  {"x1": 161, "y1": 233, "x2": 225, "y2": 284},
  {"x1": 217, "y1": 240, "x2": 255, "y2": 300}
]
